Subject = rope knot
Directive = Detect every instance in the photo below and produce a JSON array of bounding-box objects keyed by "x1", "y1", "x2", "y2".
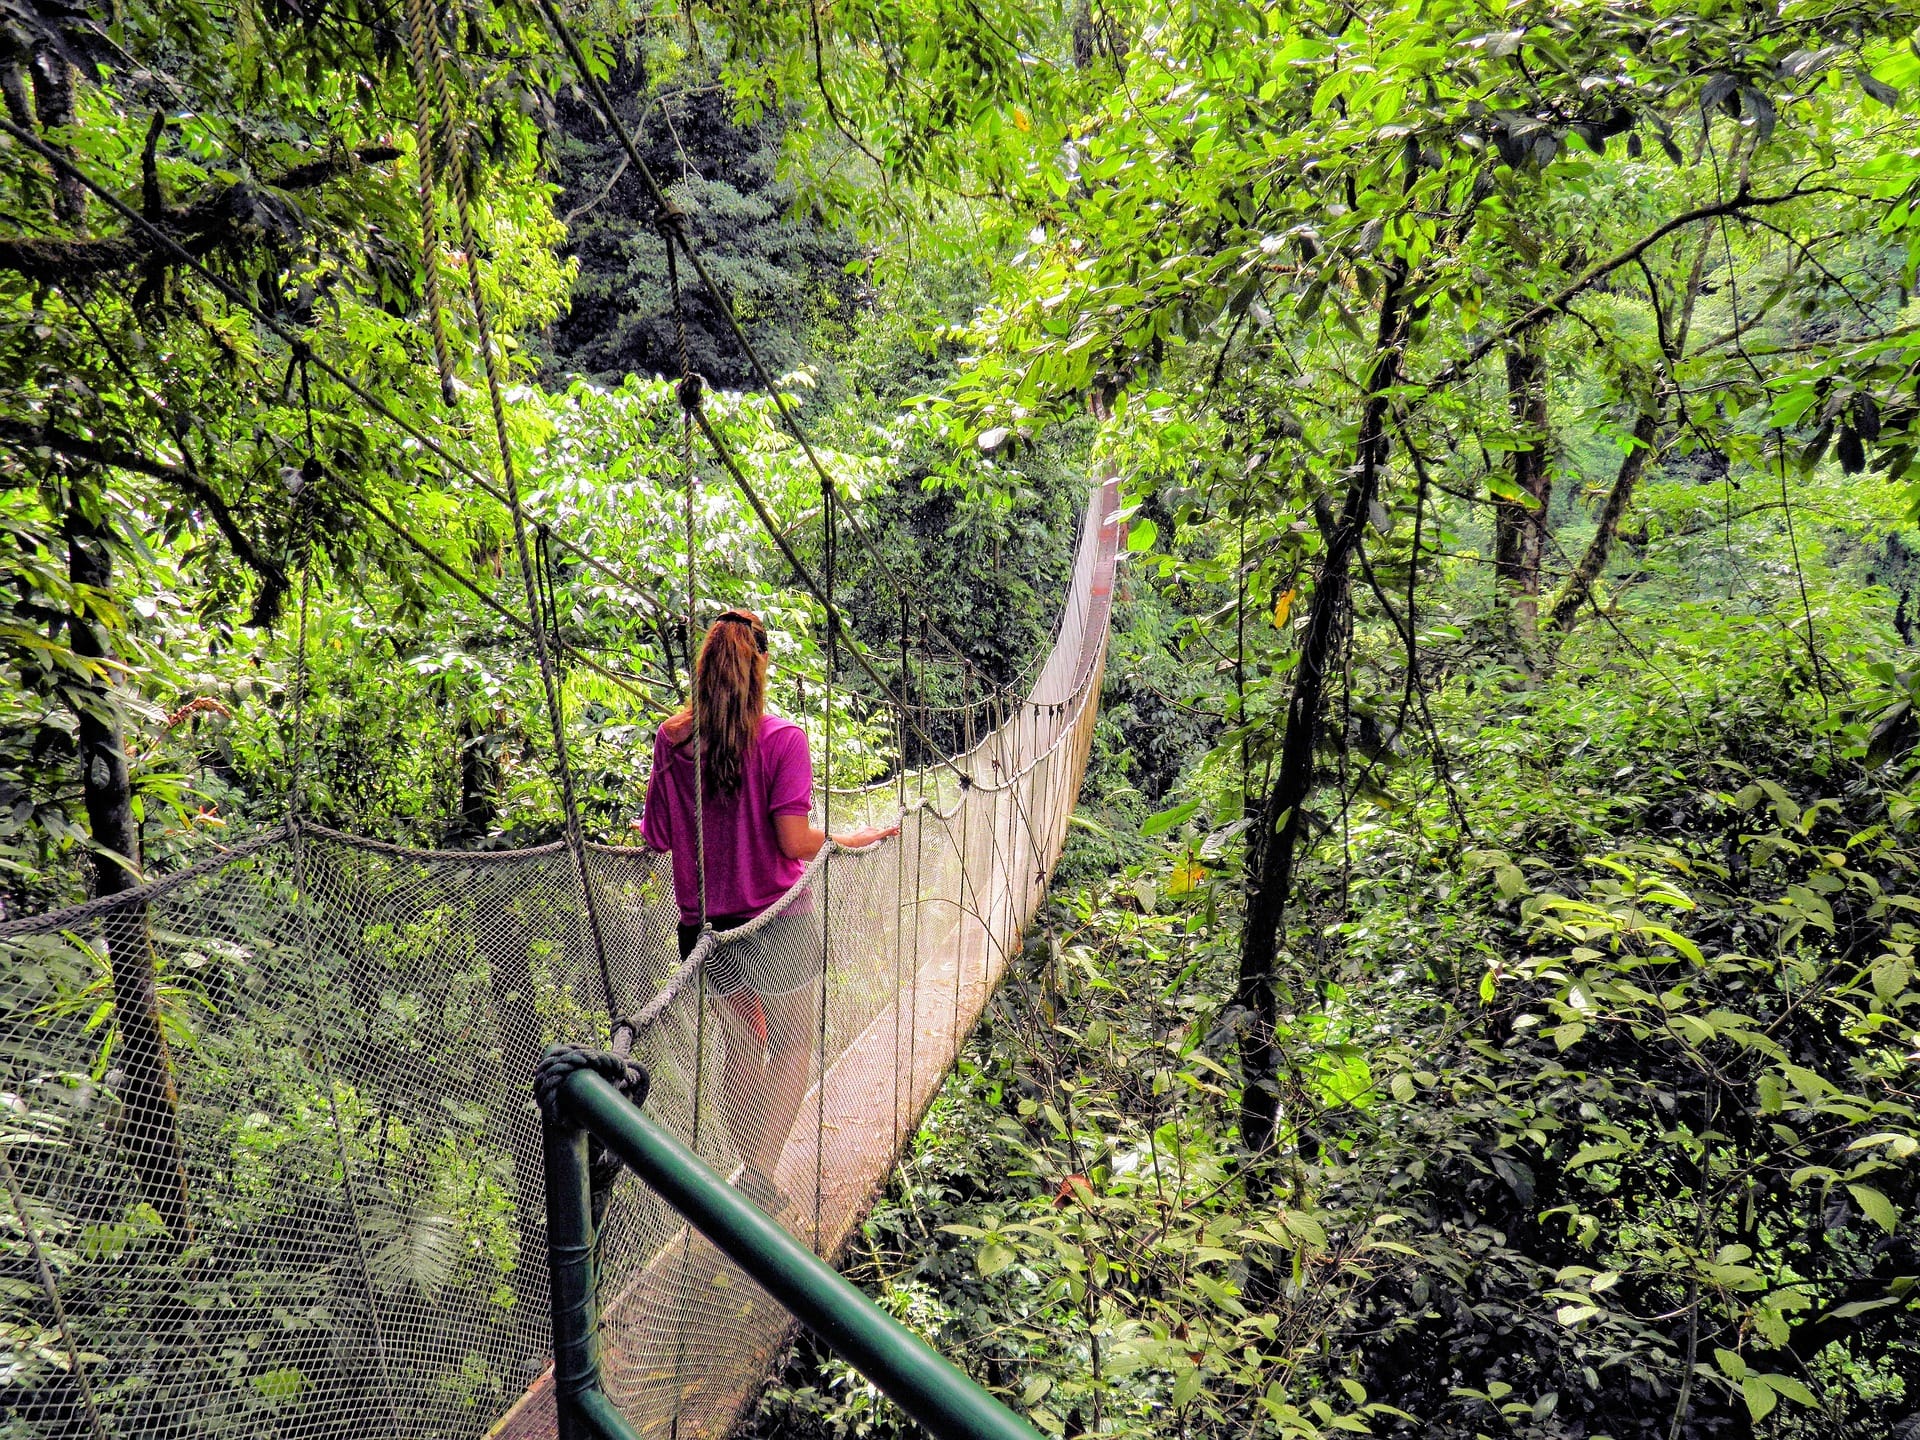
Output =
[
  {"x1": 676, "y1": 371, "x2": 705, "y2": 413},
  {"x1": 653, "y1": 199, "x2": 688, "y2": 239},
  {"x1": 535, "y1": 1043, "x2": 649, "y2": 1126}
]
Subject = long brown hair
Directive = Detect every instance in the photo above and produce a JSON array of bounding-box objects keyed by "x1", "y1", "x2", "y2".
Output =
[{"x1": 664, "y1": 609, "x2": 768, "y2": 797}]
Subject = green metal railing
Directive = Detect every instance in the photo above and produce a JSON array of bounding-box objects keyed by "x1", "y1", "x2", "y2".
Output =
[{"x1": 540, "y1": 1055, "x2": 1044, "y2": 1440}]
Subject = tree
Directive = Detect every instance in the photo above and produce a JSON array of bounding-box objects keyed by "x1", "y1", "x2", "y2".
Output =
[
  {"x1": 1495, "y1": 339, "x2": 1553, "y2": 649},
  {"x1": 542, "y1": 46, "x2": 858, "y2": 388}
]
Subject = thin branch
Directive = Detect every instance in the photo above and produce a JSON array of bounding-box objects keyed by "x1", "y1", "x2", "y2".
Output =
[
  {"x1": 1424, "y1": 182, "x2": 1853, "y2": 392},
  {"x1": 0, "y1": 418, "x2": 287, "y2": 598}
]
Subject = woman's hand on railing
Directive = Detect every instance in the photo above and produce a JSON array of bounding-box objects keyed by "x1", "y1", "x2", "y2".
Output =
[{"x1": 834, "y1": 823, "x2": 900, "y2": 850}]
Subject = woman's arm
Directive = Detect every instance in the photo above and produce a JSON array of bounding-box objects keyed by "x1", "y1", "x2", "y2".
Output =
[
  {"x1": 632, "y1": 728, "x2": 679, "y2": 852},
  {"x1": 774, "y1": 813, "x2": 899, "y2": 862}
]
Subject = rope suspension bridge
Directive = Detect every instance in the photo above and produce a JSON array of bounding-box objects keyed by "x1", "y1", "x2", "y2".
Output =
[
  {"x1": 0, "y1": 5, "x2": 1123, "y2": 1437},
  {"x1": 0, "y1": 469, "x2": 1117, "y2": 1440}
]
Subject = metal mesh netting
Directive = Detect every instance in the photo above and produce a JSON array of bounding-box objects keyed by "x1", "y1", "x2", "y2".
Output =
[{"x1": 1, "y1": 477, "x2": 1118, "y2": 1440}]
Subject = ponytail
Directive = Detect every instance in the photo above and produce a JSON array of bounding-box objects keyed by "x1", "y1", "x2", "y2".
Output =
[{"x1": 665, "y1": 609, "x2": 768, "y2": 796}]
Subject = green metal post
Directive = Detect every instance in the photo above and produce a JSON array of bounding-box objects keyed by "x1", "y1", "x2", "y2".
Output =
[
  {"x1": 543, "y1": 1098, "x2": 642, "y2": 1440},
  {"x1": 557, "y1": 1069, "x2": 1045, "y2": 1440}
]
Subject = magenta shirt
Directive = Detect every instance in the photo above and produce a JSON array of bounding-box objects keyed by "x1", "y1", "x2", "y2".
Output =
[{"x1": 640, "y1": 714, "x2": 814, "y2": 924}]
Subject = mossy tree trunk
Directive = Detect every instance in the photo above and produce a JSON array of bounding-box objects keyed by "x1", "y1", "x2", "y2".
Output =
[{"x1": 66, "y1": 500, "x2": 194, "y2": 1242}]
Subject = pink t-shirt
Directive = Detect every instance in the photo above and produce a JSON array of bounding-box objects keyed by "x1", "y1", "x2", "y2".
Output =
[{"x1": 641, "y1": 714, "x2": 813, "y2": 924}]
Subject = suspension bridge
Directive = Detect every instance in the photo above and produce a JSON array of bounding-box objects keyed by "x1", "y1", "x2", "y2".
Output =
[{"x1": 0, "y1": 467, "x2": 1120, "y2": 1440}]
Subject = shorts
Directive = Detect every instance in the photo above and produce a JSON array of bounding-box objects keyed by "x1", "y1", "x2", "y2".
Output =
[{"x1": 677, "y1": 909, "x2": 823, "y2": 1046}]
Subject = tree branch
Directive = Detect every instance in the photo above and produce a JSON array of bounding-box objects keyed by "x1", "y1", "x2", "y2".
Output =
[
  {"x1": 0, "y1": 419, "x2": 287, "y2": 600},
  {"x1": 1424, "y1": 183, "x2": 1850, "y2": 392},
  {"x1": 0, "y1": 144, "x2": 402, "y2": 280}
]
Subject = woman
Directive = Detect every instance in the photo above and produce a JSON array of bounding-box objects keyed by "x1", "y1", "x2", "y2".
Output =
[{"x1": 638, "y1": 608, "x2": 896, "y2": 1211}]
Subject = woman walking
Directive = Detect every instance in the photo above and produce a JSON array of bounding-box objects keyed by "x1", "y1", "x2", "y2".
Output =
[{"x1": 638, "y1": 608, "x2": 896, "y2": 1210}]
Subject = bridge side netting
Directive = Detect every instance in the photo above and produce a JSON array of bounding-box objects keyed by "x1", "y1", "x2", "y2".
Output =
[{"x1": 0, "y1": 478, "x2": 1118, "y2": 1440}]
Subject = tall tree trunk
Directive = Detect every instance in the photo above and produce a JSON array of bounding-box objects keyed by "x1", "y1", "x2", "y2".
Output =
[
  {"x1": 65, "y1": 506, "x2": 193, "y2": 1241},
  {"x1": 1545, "y1": 411, "x2": 1661, "y2": 633},
  {"x1": 1494, "y1": 341, "x2": 1552, "y2": 647},
  {"x1": 449, "y1": 714, "x2": 501, "y2": 845},
  {"x1": 1236, "y1": 260, "x2": 1409, "y2": 1190}
]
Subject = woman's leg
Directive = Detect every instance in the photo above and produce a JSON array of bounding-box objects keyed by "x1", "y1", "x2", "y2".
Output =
[
  {"x1": 749, "y1": 984, "x2": 820, "y2": 1180},
  {"x1": 714, "y1": 995, "x2": 770, "y2": 1171}
]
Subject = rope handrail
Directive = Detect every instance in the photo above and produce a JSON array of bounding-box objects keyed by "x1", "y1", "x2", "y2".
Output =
[{"x1": 0, "y1": 825, "x2": 289, "y2": 941}]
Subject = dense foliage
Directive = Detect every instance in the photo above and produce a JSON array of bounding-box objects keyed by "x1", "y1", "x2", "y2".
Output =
[
  {"x1": 10, "y1": 0, "x2": 1920, "y2": 1437},
  {"x1": 714, "y1": 2, "x2": 1920, "y2": 1438}
]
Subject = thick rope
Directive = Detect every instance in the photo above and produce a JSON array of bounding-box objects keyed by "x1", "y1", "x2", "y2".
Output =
[
  {"x1": 533, "y1": 1045, "x2": 652, "y2": 1226},
  {"x1": 413, "y1": 0, "x2": 617, "y2": 1019},
  {"x1": 955, "y1": 669, "x2": 974, "y2": 1034},
  {"x1": 815, "y1": 471, "x2": 836, "y2": 1253},
  {"x1": 663, "y1": 223, "x2": 710, "y2": 937},
  {"x1": 536, "y1": 525, "x2": 568, "y2": 677},
  {"x1": 534, "y1": 1044, "x2": 651, "y2": 1122},
  {"x1": 664, "y1": 204, "x2": 708, "y2": 1440},
  {"x1": 893, "y1": 589, "x2": 908, "y2": 1143},
  {"x1": 399, "y1": 0, "x2": 458, "y2": 404}
]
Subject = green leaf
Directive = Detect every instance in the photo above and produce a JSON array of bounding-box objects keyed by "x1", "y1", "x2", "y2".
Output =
[
  {"x1": 1741, "y1": 1376, "x2": 1776, "y2": 1422},
  {"x1": 1142, "y1": 799, "x2": 1201, "y2": 837},
  {"x1": 1566, "y1": 1143, "x2": 1627, "y2": 1170},
  {"x1": 978, "y1": 1241, "x2": 1017, "y2": 1276},
  {"x1": 1761, "y1": 1374, "x2": 1817, "y2": 1408},
  {"x1": 1847, "y1": 1184, "x2": 1899, "y2": 1232},
  {"x1": 1278, "y1": 1209, "x2": 1328, "y2": 1250},
  {"x1": 1826, "y1": 1297, "x2": 1899, "y2": 1320},
  {"x1": 1173, "y1": 1365, "x2": 1203, "y2": 1408},
  {"x1": 251, "y1": 1367, "x2": 308, "y2": 1404}
]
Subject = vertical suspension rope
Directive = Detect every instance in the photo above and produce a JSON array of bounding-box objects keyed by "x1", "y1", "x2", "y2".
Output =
[
  {"x1": 283, "y1": 428, "x2": 406, "y2": 1433},
  {"x1": 814, "y1": 471, "x2": 835, "y2": 1254},
  {"x1": 0, "y1": 1146, "x2": 106, "y2": 1440},
  {"x1": 992, "y1": 687, "x2": 1012, "y2": 986},
  {"x1": 663, "y1": 218, "x2": 706, "y2": 1440},
  {"x1": 954, "y1": 667, "x2": 972, "y2": 1040},
  {"x1": 893, "y1": 589, "x2": 908, "y2": 1144},
  {"x1": 535, "y1": 525, "x2": 566, "y2": 678},
  {"x1": 908, "y1": 616, "x2": 926, "y2": 1124},
  {"x1": 414, "y1": 0, "x2": 617, "y2": 1018}
]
